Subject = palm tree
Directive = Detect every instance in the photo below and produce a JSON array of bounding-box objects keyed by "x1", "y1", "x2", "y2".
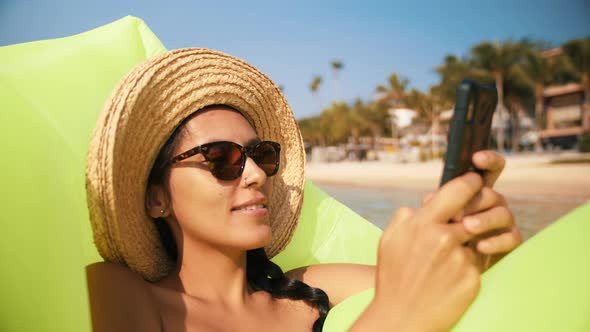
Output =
[
  {"x1": 549, "y1": 52, "x2": 580, "y2": 85},
  {"x1": 403, "y1": 88, "x2": 444, "y2": 159},
  {"x1": 319, "y1": 101, "x2": 353, "y2": 145},
  {"x1": 562, "y1": 38, "x2": 590, "y2": 131},
  {"x1": 470, "y1": 40, "x2": 525, "y2": 152},
  {"x1": 331, "y1": 60, "x2": 344, "y2": 101},
  {"x1": 521, "y1": 45, "x2": 553, "y2": 129},
  {"x1": 310, "y1": 75, "x2": 322, "y2": 94},
  {"x1": 504, "y1": 64, "x2": 535, "y2": 152},
  {"x1": 298, "y1": 116, "x2": 324, "y2": 146},
  {"x1": 375, "y1": 72, "x2": 409, "y2": 108},
  {"x1": 434, "y1": 55, "x2": 475, "y2": 109},
  {"x1": 350, "y1": 98, "x2": 390, "y2": 147},
  {"x1": 513, "y1": 41, "x2": 555, "y2": 152},
  {"x1": 310, "y1": 75, "x2": 323, "y2": 114}
]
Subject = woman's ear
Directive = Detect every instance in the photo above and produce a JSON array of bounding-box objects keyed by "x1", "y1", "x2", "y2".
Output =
[{"x1": 146, "y1": 184, "x2": 170, "y2": 218}]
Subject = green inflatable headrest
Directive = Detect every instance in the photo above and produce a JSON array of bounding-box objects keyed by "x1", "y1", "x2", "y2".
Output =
[{"x1": 0, "y1": 16, "x2": 166, "y2": 331}]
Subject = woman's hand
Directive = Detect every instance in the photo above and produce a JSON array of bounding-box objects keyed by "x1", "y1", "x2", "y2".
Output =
[
  {"x1": 351, "y1": 173, "x2": 485, "y2": 332},
  {"x1": 424, "y1": 151, "x2": 522, "y2": 270}
]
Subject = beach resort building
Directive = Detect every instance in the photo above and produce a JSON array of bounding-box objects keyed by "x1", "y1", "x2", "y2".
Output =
[
  {"x1": 541, "y1": 82, "x2": 588, "y2": 149},
  {"x1": 540, "y1": 48, "x2": 589, "y2": 150}
]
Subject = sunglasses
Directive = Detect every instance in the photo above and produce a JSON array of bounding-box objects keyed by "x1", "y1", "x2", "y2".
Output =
[{"x1": 167, "y1": 140, "x2": 281, "y2": 180}]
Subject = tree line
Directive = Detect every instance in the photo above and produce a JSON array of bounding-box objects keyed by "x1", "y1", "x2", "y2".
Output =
[{"x1": 298, "y1": 37, "x2": 590, "y2": 152}]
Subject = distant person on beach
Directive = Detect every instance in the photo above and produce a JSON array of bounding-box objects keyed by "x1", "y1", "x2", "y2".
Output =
[{"x1": 85, "y1": 48, "x2": 521, "y2": 331}]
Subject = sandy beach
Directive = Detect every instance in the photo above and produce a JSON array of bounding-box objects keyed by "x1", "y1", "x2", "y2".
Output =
[{"x1": 306, "y1": 152, "x2": 590, "y2": 203}]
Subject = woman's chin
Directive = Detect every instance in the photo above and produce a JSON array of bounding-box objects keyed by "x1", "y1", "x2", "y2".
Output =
[
  {"x1": 224, "y1": 219, "x2": 273, "y2": 250},
  {"x1": 244, "y1": 224, "x2": 273, "y2": 249}
]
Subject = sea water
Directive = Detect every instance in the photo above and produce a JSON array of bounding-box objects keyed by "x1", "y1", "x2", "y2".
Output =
[{"x1": 317, "y1": 183, "x2": 584, "y2": 241}]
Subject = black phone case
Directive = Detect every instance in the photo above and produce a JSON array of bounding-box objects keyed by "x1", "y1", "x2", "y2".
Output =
[{"x1": 440, "y1": 80, "x2": 498, "y2": 186}]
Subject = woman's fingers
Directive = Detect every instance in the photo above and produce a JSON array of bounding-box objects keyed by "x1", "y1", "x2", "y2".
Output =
[
  {"x1": 419, "y1": 172, "x2": 483, "y2": 224},
  {"x1": 464, "y1": 187, "x2": 507, "y2": 214},
  {"x1": 423, "y1": 184, "x2": 508, "y2": 225},
  {"x1": 384, "y1": 207, "x2": 477, "y2": 248},
  {"x1": 472, "y1": 150, "x2": 505, "y2": 187},
  {"x1": 476, "y1": 226, "x2": 522, "y2": 255},
  {"x1": 447, "y1": 222, "x2": 477, "y2": 244},
  {"x1": 448, "y1": 187, "x2": 507, "y2": 222},
  {"x1": 421, "y1": 150, "x2": 504, "y2": 221},
  {"x1": 460, "y1": 204, "x2": 522, "y2": 256},
  {"x1": 463, "y1": 205, "x2": 514, "y2": 235}
]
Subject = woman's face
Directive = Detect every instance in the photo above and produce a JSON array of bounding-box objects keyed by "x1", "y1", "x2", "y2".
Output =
[{"x1": 157, "y1": 106, "x2": 274, "y2": 253}]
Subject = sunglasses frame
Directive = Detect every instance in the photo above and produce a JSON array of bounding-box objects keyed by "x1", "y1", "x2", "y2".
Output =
[{"x1": 167, "y1": 140, "x2": 281, "y2": 180}]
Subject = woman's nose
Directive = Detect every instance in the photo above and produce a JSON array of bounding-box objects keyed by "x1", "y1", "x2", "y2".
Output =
[{"x1": 241, "y1": 156, "x2": 267, "y2": 187}]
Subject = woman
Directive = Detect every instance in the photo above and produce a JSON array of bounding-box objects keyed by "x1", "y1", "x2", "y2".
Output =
[{"x1": 86, "y1": 48, "x2": 521, "y2": 331}]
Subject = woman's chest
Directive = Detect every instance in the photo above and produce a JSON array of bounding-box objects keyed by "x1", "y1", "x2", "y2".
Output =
[{"x1": 154, "y1": 291, "x2": 318, "y2": 331}]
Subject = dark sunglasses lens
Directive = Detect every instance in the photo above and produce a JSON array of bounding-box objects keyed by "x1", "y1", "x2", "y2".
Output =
[
  {"x1": 252, "y1": 142, "x2": 279, "y2": 176},
  {"x1": 206, "y1": 143, "x2": 243, "y2": 180}
]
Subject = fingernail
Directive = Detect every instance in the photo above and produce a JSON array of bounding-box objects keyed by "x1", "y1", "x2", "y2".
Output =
[
  {"x1": 465, "y1": 217, "x2": 480, "y2": 230},
  {"x1": 478, "y1": 241, "x2": 490, "y2": 252},
  {"x1": 476, "y1": 152, "x2": 488, "y2": 162}
]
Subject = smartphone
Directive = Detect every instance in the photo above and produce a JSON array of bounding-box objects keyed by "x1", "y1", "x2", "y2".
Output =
[{"x1": 440, "y1": 79, "x2": 498, "y2": 187}]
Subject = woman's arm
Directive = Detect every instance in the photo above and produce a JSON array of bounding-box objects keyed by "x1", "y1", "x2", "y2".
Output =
[{"x1": 86, "y1": 262, "x2": 162, "y2": 332}]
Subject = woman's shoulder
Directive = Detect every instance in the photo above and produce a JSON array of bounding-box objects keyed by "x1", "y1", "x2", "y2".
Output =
[
  {"x1": 86, "y1": 261, "x2": 162, "y2": 332},
  {"x1": 86, "y1": 261, "x2": 153, "y2": 294},
  {"x1": 285, "y1": 263, "x2": 375, "y2": 307},
  {"x1": 87, "y1": 261, "x2": 143, "y2": 279}
]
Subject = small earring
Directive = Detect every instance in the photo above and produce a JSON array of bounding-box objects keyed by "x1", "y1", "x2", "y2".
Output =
[{"x1": 160, "y1": 209, "x2": 165, "y2": 216}]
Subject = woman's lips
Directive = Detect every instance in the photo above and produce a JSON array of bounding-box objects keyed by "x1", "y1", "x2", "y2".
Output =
[{"x1": 231, "y1": 204, "x2": 268, "y2": 217}]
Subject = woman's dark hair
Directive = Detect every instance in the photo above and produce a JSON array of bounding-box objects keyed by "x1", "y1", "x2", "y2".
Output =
[{"x1": 147, "y1": 108, "x2": 329, "y2": 332}]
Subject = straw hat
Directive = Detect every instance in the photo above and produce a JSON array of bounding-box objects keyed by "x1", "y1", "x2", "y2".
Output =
[{"x1": 86, "y1": 48, "x2": 305, "y2": 281}]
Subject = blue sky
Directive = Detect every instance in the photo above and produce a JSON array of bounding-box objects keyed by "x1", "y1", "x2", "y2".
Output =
[{"x1": 1, "y1": 0, "x2": 588, "y2": 119}]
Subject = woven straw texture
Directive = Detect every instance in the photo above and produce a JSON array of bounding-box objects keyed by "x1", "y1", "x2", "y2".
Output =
[{"x1": 86, "y1": 48, "x2": 305, "y2": 281}]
